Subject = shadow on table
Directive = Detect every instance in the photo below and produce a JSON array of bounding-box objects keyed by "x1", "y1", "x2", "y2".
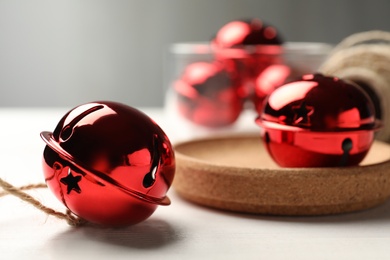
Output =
[
  {"x1": 48, "y1": 218, "x2": 181, "y2": 251},
  {"x1": 260, "y1": 199, "x2": 390, "y2": 224}
]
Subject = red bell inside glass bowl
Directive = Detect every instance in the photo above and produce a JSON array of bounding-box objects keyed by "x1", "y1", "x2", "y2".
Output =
[
  {"x1": 211, "y1": 18, "x2": 284, "y2": 102},
  {"x1": 211, "y1": 18, "x2": 283, "y2": 48},
  {"x1": 256, "y1": 73, "x2": 382, "y2": 167},
  {"x1": 173, "y1": 61, "x2": 243, "y2": 127}
]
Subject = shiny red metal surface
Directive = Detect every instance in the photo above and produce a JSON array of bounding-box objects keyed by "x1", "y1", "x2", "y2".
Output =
[
  {"x1": 212, "y1": 18, "x2": 284, "y2": 102},
  {"x1": 256, "y1": 74, "x2": 381, "y2": 167},
  {"x1": 173, "y1": 19, "x2": 285, "y2": 128},
  {"x1": 212, "y1": 18, "x2": 283, "y2": 48},
  {"x1": 174, "y1": 61, "x2": 243, "y2": 127},
  {"x1": 253, "y1": 64, "x2": 292, "y2": 113},
  {"x1": 41, "y1": 101, "x2": 175, "y2": 226}
]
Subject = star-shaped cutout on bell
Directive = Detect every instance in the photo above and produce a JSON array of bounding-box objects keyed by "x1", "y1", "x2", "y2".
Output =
[
  {"x1": 60, "y1": 168, "x2": 82, "y2": 194},
  {"x1": 292, "y1": 101, "x2": 314, "y2": 126}
]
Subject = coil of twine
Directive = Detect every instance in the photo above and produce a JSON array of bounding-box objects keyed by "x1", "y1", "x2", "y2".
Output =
[{"x1": 320, "y1": 30, "x2": 390, "y2": 142}]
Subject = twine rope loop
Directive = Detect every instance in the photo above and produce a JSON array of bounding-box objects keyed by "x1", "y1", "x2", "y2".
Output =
[{"x1": 0, "y1": 178, "x2": 86, "y2": 226}]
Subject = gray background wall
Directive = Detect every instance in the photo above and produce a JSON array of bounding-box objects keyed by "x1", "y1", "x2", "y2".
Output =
[{"x1": 1, "y1": 0, "x2": 389, "y2": 107}]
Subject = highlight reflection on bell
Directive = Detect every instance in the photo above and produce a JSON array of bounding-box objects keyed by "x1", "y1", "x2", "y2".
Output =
[
  {"x1": 40, "y1": 101, "x2": 175, "y2": 226},
  {"x1": 256, "y1": 74, "x2": 382, "y2": 167},
  {"x1": 253, "y1": 64, "x2": 292, "y2": 113},
  {"x1": 174, "y1": 61, "x2": 243, "y2": 127},
  {"x1": 212, "y1": 18, "x2": 283, "y2": 48}
]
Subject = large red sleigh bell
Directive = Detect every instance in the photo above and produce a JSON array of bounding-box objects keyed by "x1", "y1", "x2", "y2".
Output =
[
  {"x1": 256, "y1": 74, "x2": 381, "y2": 167},
  {"x1": 40, "y1": 101, "x2": 175, "y2": 226}
]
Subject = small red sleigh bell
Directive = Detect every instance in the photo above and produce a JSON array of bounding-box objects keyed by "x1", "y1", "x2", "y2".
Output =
[
  {"x1": 256, "y1": 74, "x2": 381, "y2": 167},
  {"x1": 212, "y1": 18, "x2": 284, "y2": 101},
  {"x1": 41, "y1": 101, "x2": 175, "y2": 226},
  {"x1": 174, "y1": 61, "x2": 243, "y2": 127}
]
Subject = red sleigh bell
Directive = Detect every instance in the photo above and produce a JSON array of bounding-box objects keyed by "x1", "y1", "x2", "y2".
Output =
[
  {"x1": 256, "y1": 74, "x2": 381, "y2": 167},
  {"x1": 40, "y1": 101, "x2": 175, "y2": 226},
  {"x1": 174, "y1": 61, "x2": 243, "y2": 127},
  {"x1": 212, "y1": 18, "x2": 283, "y2": 48},
  {"x1": 212, "y1": 18, "x2": 284, "y2": 101}
]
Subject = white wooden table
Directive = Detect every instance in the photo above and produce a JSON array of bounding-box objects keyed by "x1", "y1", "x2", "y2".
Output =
[{"x1": 1, "y1": 107, "x2": 390, "y2": 259}]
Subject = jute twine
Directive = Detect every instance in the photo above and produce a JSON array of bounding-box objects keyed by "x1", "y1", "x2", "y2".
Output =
[
  {"x1": 320, "y1": 30, "x2": 390, "y2": 143},
  {"x1": 0, "y1": 178, "x2": 86, "y2": 226}
]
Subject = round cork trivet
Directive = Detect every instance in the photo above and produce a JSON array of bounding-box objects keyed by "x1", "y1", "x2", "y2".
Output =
[{"x1": 173, "y1": 134, "x2": 390, "y2": 216}]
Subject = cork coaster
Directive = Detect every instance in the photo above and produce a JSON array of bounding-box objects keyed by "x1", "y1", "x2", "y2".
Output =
[{"x1": 173, "y1": 134, "x2": 390, "y2": 216}]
